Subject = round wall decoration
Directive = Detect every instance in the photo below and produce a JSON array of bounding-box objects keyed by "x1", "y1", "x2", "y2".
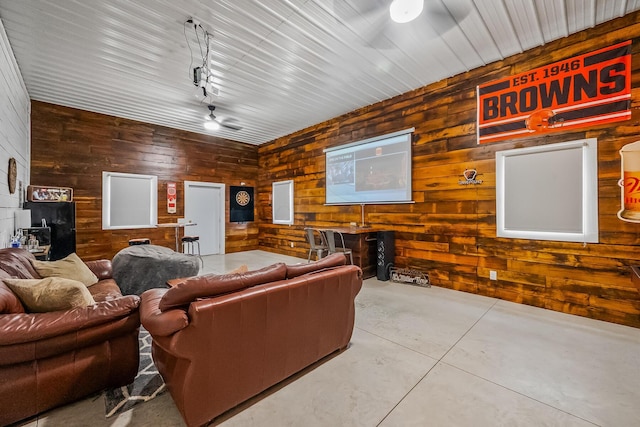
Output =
[
  {"x1": 7, "y1": 158, "x2": 17, "y2": 194},
  {"x1": 235, "y1": 190, "x2": 251, "y2": 206}
]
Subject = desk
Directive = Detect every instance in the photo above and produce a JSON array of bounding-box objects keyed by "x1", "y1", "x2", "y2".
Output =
[
  {"x1": 319, "y1": 227, "x2": 379, "y2": 279},
  {"x1": 157, "y1": 222, "x2": 196, "y2": 252}
]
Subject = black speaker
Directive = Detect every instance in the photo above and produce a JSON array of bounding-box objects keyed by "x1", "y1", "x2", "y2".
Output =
[{"x1": 376, "y1": 231, "x2": 395, "y2": 280}]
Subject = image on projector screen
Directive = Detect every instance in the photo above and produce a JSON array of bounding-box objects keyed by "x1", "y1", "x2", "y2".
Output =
[
  {"x1": 327, "y1": 152, "x2": 355, "y2": 185},
  {"x1": 324, "y1": 130, "x2": 413, "y2": 204},
  {"x1": 355, "y1": 152, "x2": 407, "y2": 192}
]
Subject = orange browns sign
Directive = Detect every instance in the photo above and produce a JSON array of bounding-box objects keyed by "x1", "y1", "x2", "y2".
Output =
[{"x1": 477, "y1": 40, "x2": 631, "y2": 144}]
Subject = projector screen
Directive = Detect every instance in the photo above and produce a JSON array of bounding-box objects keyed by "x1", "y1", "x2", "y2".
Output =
[{"x1": 325, "y1": 128, "x2": 413, "y2": 205}]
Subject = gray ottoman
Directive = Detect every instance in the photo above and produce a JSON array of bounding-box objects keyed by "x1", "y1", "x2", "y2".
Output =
[{"x1": 112, "y1": 244, "x2": 200, "y2": 295}]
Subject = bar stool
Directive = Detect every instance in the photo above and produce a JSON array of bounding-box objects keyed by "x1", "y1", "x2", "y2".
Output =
[
  {"x1": 181, "y1": 235, "x2": 203, "y2": 267},
  {"x1": 128, "y1": 238, "x2": 151, "y2": 246}
]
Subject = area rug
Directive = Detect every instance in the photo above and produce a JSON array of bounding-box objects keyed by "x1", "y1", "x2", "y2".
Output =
[{"x1": 104, "y1": 328, "x2": 166, "y2": 417}]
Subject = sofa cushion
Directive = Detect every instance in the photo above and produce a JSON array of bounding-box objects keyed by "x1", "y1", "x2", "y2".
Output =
[
  {"x1": 286, "y1": 252, "x2": 347, "y2": 278},
  {"x1": 0, "y1": 280, "x2": 25, "y2": 314},
  {"x1": 4, "y1": 277, "x2": 96, "y2": 313},
  {"x1": 31, "y1": 253, "x2": 99, "y2": 287},
  {"x1": 0, "y1": 248, "x2": 40, "y2": 279},
  {"x1": 88, "y1": 279, "x2": 125, "y2": 302},
  {"x1": 159, "y1": 262, "x2": 287, "y2": 311}
]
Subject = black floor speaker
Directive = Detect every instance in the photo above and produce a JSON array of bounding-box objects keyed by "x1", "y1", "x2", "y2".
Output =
[{"x1": 376, "y1": 231, "x2": 395, "y2": 281}]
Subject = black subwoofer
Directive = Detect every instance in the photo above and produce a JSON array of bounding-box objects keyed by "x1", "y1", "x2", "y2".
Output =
[{"x1": 376, "y1": 231, "x2": 395, "y2": 281}]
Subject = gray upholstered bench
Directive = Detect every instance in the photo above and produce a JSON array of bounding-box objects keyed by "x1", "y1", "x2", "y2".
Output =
[{"x1": 112, "y1": 244, "x2": 200, "y2": 295}]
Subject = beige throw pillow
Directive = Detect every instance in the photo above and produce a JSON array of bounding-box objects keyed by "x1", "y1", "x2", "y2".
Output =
[
  {"x1": 4, "y1": 277, "x2": 96, "y2": 313},
  {"x1": 227, "y1": 264, "x2": 248, "y2": 274},
  {"x1": 32, "y1": 253, "x2": 99, "y2": 286}
]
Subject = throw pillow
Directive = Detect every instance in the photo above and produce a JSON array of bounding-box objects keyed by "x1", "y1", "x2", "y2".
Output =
[
  {"x1": 31, "y1": 253, "x2": 99, "y2": 287},
  {"x1": 227, "y1": 264, "x2": 248, "y2": 274},
  {"x1": 4, "y1": 277, "x2": 96, "y2": 313}
]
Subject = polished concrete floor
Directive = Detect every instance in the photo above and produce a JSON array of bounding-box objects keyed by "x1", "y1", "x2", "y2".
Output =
[{"x1": 16, "y1": 250, "x2": 640, "y2": 426}]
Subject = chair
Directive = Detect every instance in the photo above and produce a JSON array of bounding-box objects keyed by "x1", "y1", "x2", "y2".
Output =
[
  {"x1": 322, "y1": 229, "x2": 353, "y2": 265},
  {"x1": 304, "y1": 227, "x2": 328, "y2": 262},
  {"x1": 181, "y1": 235, "x2": 203, "y2": 267}
]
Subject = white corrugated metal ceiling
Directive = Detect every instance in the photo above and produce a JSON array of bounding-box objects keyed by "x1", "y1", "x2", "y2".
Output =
[{"x1": 0, "y1": 0, "x2": 638, "y2": 145}]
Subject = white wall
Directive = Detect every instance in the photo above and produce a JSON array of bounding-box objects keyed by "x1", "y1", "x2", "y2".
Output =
[{"x1": 0, "y1": 18, "x2": 30, "y2": 247}]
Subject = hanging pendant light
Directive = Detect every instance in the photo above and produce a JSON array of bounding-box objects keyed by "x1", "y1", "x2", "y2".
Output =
[{"x1": 389, "y1": 0, "x2": 424, "y2": 23}]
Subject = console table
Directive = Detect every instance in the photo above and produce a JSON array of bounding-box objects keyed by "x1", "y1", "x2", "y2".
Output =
[{"x1": 320, "y1": 227, "x2": 379, "y2": 279}]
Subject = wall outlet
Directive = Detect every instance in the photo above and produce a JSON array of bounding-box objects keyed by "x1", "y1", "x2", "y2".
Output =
[
  {"x1": 290, "y1": 242, "x2": 294, "y2": 248},
  {"x1": 489, "y1": 270, "x2": 497, "y2": 281}
]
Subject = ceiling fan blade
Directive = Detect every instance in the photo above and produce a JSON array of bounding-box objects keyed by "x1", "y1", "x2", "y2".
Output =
[
  {"x1": 332, "y1": 0, "x2": 388, "y2": 21},
  {"x1": 357, "y1": 11, "x2": 396, "y2": 49},
  {"x1": 331, "y1": 0, "x2": 396, "y2": 49},
  {"x1": 421, "y1": 0, "x2": 472, "y2": 37},
  {"x1": 335, "y1": 0, "x2": 473, "y2": 49},
  {"x1": 220, "y1": 121, "x2": 243, "y2": 131}
]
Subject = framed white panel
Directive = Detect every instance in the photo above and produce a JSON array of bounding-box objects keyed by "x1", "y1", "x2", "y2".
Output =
[
  {"x1": 102, "y1": 171, "x2": 158, "y2": 230},
  {"x1": 272, "y1": 180, "x2": 294, "y2": 225},
  {"x1": 496, "y1": 138, "x2": 598, "y2": 243}
]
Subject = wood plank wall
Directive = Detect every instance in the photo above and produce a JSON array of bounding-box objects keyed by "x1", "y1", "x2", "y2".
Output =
[
  {"x1": 258, "y1": 13, "x2": 640, "y2": 328},
  {"x1": 30, "y1": 101, "x2": 259, "y2": 260}
]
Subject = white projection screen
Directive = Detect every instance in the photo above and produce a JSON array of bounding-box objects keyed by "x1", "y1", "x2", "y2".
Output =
[
  {"x1": 495, "y1": 138, "x2": 598, "y2": 243},
  {"x1": 324, "y1": 128, "x2": 413, "y2": 204}
]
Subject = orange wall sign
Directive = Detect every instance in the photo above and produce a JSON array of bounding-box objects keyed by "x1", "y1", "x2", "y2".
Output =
[{"x1": 477, "y1": 40, "x2": 631, "y2": 144}]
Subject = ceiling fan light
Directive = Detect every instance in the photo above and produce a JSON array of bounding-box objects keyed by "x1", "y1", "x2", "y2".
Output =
[
  {"x1": 389, "y1": 0, "x2": 424, "y2": 23},
  {"x1": 204, "y1": 120, "x2": 220, "y2": 131}
]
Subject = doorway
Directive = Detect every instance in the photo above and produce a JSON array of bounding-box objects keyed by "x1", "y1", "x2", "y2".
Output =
[{"x1": 184, "y1": 181, "x2": 225, "y2": 255}]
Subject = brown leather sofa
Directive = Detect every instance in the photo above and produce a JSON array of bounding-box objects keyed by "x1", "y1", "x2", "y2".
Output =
[
  {"x1": 0, "y1": 248, "x2": 141, "y2": 426},
  {"x1": 141, "y1": 253, "x2": 362, "y2": 427}
]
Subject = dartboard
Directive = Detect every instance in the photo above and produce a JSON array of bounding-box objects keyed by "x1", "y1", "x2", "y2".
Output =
[{"x1": 235, "y1": 190, "x2": 251, "y2": 206}]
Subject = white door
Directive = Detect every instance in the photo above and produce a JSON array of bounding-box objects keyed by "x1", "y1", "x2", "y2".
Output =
[{"x1": 184, "y1": 181, "x2": 225, "y2": 255}]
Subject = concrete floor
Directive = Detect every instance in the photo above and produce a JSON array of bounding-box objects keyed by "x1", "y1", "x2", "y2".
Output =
[{"x1": 15, "y1": 250, "x2": 640, "y2": 426}]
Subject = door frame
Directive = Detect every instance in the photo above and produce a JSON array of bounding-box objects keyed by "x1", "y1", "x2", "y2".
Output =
[{"x1": 184, "y1": 180, "x2": 226, "y2": 255}]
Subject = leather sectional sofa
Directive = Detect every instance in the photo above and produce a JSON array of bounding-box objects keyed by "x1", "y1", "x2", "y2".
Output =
[
  {"x1": 141, "y1": 253, "x2": 363, "y2": 427},
  {"x1": 0, "y1": 248, "x2": 141, "y2": 426}
]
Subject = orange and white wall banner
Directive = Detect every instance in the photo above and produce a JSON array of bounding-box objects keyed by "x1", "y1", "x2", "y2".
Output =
[{"x1": 477, "y1": 40, "x2": 631, "y2": 144}]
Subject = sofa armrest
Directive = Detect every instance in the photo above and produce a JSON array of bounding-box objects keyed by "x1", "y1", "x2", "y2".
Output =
[
  {"x1": 0, "y1": 295, "x2": 140, "y2": 345},
  {"x1": 84, "y1": 259, "x2": 113, "y2": 280},
  {"x1": 140, "y1": 288, "x2": 189, "y2": 337}
]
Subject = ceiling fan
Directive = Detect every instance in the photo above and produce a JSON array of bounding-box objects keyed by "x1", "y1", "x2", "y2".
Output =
[
  {"x1": 333, "y1": 0, "x2": 472, "y2": 49},
  {"x1": 203, "y1": 105, "x2": 243, "y2": 131}
]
